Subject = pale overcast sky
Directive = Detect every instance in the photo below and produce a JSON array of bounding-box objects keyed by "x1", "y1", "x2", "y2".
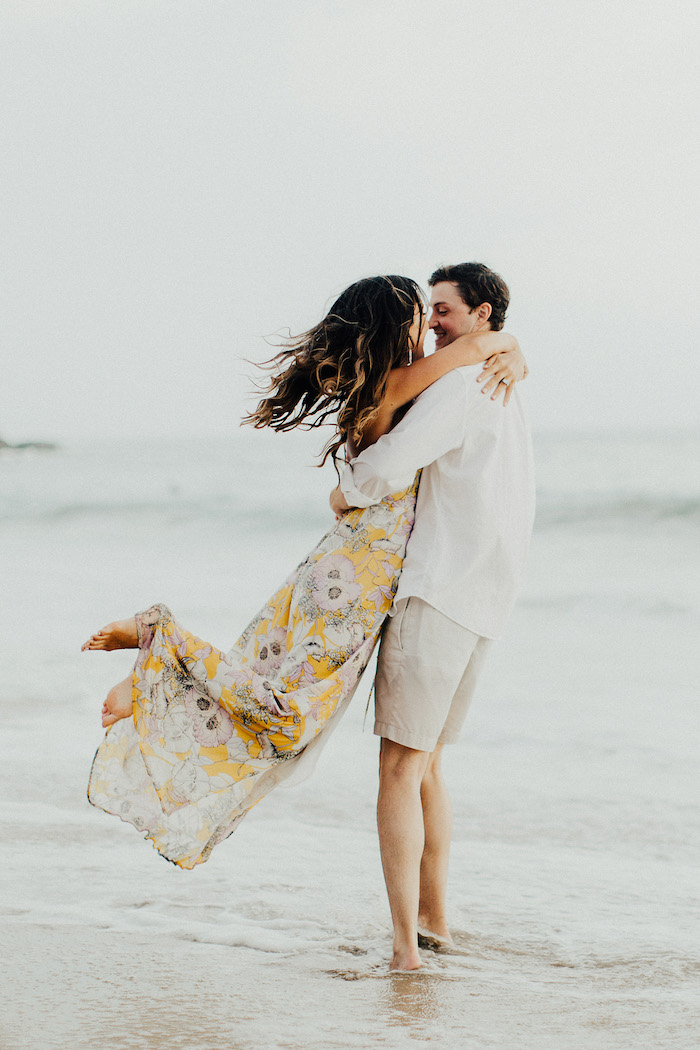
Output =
[{"x1": 1, "y1": 0, "x2": 698, "y2": 441}]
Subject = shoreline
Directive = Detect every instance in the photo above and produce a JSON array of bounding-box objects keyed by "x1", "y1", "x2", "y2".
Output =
[{"x1": 3, "y1": 919, "x2": 698, "y2": 1050}]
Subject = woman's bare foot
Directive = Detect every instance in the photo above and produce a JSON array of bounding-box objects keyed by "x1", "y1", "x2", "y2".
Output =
[
  {"x1": 102, "y1": 676, "x2": 134, "y2": 728},
  {"x1": 82, "y1": 617, "x2": 138, "y2": 652}
]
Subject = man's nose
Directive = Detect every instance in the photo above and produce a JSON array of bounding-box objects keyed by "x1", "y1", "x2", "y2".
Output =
[{"x1": 429, "y1": 313, "x2": 440, "y2": 330}]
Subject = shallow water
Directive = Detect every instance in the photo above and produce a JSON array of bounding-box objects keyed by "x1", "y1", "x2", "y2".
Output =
[{"x1": 1, "y1": 431, "x2": 699, "y2": 1048}]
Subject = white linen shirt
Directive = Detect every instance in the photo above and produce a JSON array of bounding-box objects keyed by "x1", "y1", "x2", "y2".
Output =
[{"x1": 339, "y1": 365, "x2": 535, "y2": 639}]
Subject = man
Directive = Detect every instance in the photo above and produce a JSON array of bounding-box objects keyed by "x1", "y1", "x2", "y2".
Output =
[{"x1": 331, "y1": 262, "x2": 535, "y2": 971}]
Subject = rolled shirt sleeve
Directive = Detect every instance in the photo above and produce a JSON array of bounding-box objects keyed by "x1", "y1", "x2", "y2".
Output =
[{"x1": 339, "y1": 370, "x2": 468, "y2": 507}]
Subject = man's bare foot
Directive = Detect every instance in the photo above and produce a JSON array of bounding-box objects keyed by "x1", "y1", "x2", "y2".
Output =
[
  {"x1": 102, "y1": 676, "x2": 134, "y2": 728},
  {"x1": 82, "y1": 617, "x2": 138, "y2": 652},
  {"x1": 389, "y1": 944, "x2": 423, "y2": 972},
  {"x1": 417, "y1": 917, "x2": 453, "y2": 950}
]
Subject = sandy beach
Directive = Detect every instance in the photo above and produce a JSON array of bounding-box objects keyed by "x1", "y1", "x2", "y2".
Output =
[
  {"x1": 4, "y1": 914, "x2": 698, "y2": 1050},
  {"x1": 1, "y1": 432, "x2": 699, "y2": 1049}
]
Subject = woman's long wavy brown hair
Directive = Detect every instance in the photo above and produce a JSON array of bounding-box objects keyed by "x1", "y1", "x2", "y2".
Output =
[{"x1": 243, "y1": 275, "x2": 425, "y2": 468}]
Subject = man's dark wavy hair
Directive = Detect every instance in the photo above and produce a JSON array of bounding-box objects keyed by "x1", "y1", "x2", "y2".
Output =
[{"x1": 428, "y1": 262, "x2": 509, "y2": 331}]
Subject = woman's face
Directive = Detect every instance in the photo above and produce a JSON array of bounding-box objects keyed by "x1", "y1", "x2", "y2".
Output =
[{"x1": 408, "y1": 306, "x2": 427, "y2": 362}]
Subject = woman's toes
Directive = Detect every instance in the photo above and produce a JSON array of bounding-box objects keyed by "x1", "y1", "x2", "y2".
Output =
[
  {"x1": 84, "y1": 619, "x2": 139, "y2": 652},
  {"x1": 82, "y1": 632, "x2": 105, "y2": 651}
]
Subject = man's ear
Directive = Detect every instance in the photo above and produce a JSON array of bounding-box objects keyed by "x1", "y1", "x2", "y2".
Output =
[{"x1": 475, "y1": 302, "x2": 492, "y2": 326}]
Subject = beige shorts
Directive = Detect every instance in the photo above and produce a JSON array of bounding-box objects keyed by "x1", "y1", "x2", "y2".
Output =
[{"x1": 374, "y1": 597, "x2": 492, "y2": 752}]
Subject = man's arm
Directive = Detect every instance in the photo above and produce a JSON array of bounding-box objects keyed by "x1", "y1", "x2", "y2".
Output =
[{"x1": 337, "y1": 371, "x2": 468, "y2": 510}]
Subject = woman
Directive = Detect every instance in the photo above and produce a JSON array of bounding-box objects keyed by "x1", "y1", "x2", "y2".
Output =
[{"x1": 83, "y1": 275, "x2": 525, "y2": 869}]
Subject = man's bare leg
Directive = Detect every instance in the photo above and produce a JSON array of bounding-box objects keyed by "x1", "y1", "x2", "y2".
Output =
[
  {"x1": 101, "y1": 675, "x2": 134, "y2": 728},
  {"x1": 418, "y1": 745, "x2": 454, "y2": 945},
  {"x1": 377, "y1": 737, "x2": 431, "y2": 971},
  {"x1": 82, "y1": 617, "x2": 138, "y2": 652}
]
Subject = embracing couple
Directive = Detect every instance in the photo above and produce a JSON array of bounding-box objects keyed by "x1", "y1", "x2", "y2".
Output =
[{"x1": 83, "y1": 261, "x2": 534, "y2": 972}]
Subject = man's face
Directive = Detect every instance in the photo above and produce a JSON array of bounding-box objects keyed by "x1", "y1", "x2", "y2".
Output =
[{"x1": 429, "y1": 281, "x2": 481, "y2": 350}]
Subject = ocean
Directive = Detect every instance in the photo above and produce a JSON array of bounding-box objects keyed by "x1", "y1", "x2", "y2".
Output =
[{"x1": 1, "y1": 428, "x2": 698, "y2": 1049}]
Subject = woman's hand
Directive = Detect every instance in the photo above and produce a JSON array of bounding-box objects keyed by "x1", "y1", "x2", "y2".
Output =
[
  {"x1": 330, "y1": 484, "x2": 351, "y2": 517},
  {"x1": 477, "y1": 347, "x2": 528, "y2": 406}
]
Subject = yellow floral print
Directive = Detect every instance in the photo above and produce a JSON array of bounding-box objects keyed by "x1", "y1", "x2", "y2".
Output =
[{"x1": 88, "y1": 476, "x2": 418, "y2": 869}]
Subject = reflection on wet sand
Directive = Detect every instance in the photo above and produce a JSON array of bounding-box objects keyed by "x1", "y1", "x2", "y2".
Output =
[{"x1": 381, "y1": 970, "x2": 448, "y2": 1026}]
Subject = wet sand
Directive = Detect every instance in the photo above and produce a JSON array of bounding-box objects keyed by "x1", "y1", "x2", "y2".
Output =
[
  {"x1": 3, "y1": 919, "x2": 699, "y2": 1050},
  {"x1": 2, "y1": 435, "x2": 700, "y2": 1049}
]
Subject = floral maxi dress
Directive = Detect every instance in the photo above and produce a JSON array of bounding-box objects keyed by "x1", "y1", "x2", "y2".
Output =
[{"x1": 87, "y1": 477, "x2": 418, "y2": 869}]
